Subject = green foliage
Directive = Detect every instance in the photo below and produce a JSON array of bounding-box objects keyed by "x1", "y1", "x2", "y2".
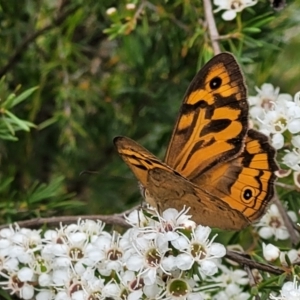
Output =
[{"x1": 0, "y1": 82, "x2": 36, "y2": 141}]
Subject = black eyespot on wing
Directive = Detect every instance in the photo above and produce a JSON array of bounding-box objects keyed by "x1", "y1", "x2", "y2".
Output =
[
  {"x1": 209, "y1": 77, "x2": 222, "y2": 90},
  {"x1": 243, "y1": 188, "x2": 253, "y2": 201}
]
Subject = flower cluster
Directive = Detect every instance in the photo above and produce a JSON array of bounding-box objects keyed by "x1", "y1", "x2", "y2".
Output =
[
  {"x1": 249, "y1": 84, "x2": 300, "y2": 186},
  {"x1": 249, "y1": 84, "x2": 300, "y2": 151},
  {"x1": 270, "y1": 277, "x2": 300, "y2": 300},
  {"x1": 213, "y1": 0, "x2": 258, "y2": 20},
  {"x1": 0, "y1": 208, "x2": 236, "y2": 300},
  {"x1": 255, "y1": 204, "x2": 297, "y2": 240}
]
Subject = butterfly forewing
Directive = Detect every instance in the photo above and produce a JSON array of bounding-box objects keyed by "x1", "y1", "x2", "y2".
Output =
[{"x1": 165, "y1": 53, "x2": 248, "y2": 181}]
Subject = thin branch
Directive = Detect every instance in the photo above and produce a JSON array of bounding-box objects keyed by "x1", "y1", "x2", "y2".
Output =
[
  {"x1": 0, "y1": 5, "x2": 80, "y2": 78},
  {"x1": 226, "y1": 250, "x2": 284, "y2": 275},
  {"x1": 275, "y1": 181, "x2": 297, "y2": 191},
  {"x1": 215, "y1": 33, "x2": 241, "y2": 40},
  {"x1": 244, "y1": 265, "x2": 261, "y2": 300},
  {"x1": 203, "y1": 0, "x2": 221, "y2": 55},
  {"x1": 0, "y1": 213, "x2": 130, "y2": 230},
  {"x1": 273, "y1": 194, "x2": 300, "y2": 245}
]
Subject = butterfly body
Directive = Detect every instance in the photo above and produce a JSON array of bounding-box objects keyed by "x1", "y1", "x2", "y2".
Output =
[{"x1": 114, "y1": 53, "x2": 278, "y2": 230}]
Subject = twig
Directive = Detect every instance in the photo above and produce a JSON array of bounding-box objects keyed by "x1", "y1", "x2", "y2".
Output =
[
  {"x1": 244, "y1": 265, "x2": 261, "y2": 300},
  {"x1": 226, "y1": 250, "x2": 283, "y2": 275},
  {"x1": 214, "y1": 33, "x2": 241, "y2": 40},
  {"x1": 203, "y1": 0, "x2": 221, "y2": 55},
  {"x1": 275, "y1": 181, "x2": 297, "y2": 191},
  {"x1": 273, "y1": 194, "x2": 300, "y2": 245},
  {"x1": 0, "y1": 212, "x2": 134, "y2": 230},
  {"x1": 0, "y1": 5, "x2": 80, "y2": 78}
]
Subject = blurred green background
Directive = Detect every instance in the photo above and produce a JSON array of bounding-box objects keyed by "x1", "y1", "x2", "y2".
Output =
[{"x1": 0, "y1": 0, "x2": 299, "y2": 224}]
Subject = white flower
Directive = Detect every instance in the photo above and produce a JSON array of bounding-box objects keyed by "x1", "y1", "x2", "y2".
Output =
[
  {"x1": 270, "y1": 277, "x2": 300, "y2": 300},
  {"x1": 215, "y1": 265, "x2": 249, "y2": 286},
  {"x1": 157, "y1": 207, "x2": 196, "y2": 242},
  {"x1": 93, "y1": 232, "x2": 124, "y2": 276},
  {"x1": 280, "y1": 248, "x2": 300, "y2": 267},
  {"x1": 106, "y1": 7, "x2": 117, "y2": 15},
  {"x1": 283, "y1": 148, "x2": 300, "y2": 171},
  {"x1": 281, "y1": 134, "x2": 300, "y2": 186},
  {"x1": 250, "y1": 87, "x2": 300, "y2": 150},
  {"x1": 125, "y1": 233, "x2": 169, "y2": 285},
  {"x1": 171, "y1": 225, "x2": 225, "y2": 276},
  {"x1": 256, "y1": 204, "x2": 297, "y2": 240},
  {"x1": 262, "y1": 243, "x2": 280, "y2": 261},
  {"x1": 213, "y1": 285, "x2": 250, "y2": 300},
  {"x1": 126, "y1": 3, "x2": 136, "y2": 10},
  {"x1": 249, "y1": 83, "x2": 280, "y2": 119},
  {"x1": 214, "y1": 0, "x2": 258, "y2": 20}
]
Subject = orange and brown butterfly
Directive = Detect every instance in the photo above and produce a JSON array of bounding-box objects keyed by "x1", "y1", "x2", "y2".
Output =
[{"x1": 114, "y1": 52, "x2": 278, "y2": 230}]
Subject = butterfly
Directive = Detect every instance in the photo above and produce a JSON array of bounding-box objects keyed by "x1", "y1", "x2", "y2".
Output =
[{"x1": 114, "y1": 53, "x2": 278, "y2": 230}]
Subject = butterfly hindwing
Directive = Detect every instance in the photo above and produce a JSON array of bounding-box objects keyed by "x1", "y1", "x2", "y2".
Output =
[{"x1": 194, "y1": 129, "x2": 278, "y2": 222}]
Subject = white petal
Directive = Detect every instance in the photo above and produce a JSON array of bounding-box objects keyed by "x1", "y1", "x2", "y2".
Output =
[
  {"x1": 176, "y1": 253, "x2": 193, "y2": 270},
  {"x1": 288, "y1": 119, "x2": 300, "y2": 134},
  {"x1": 263, "y1": 243, "x2": 280, "y2": 261},
  {"x1": 200, "y1": 260, "x2": 218, "y2": 276},
  {"x1": 18, "y1": 267, "x2": 34, "y2": 281},
  {"x1": 271, "y1": 133, "x2": 284, "y2": 149},
  {"x1": 222, "y1": 10, "x2": 237, "y2": 20},
  {"x1": 249, "y1": 106, "x2": 264, "y2": 120},
  {"x1": 287, "y1": 210, "x2": 297, "y2": 222},
  {"x1": 171, "y1": 235, "x2": 189, "y2": 250},
  {"x1": 55, "y1": 291, "x2": 69, "y2": 300},
  {"x1": 162, "y1": 208, "x2": 180, "y2": 220},
  {"x1": 72, "y1": 291, "x2": 85, "y2": 300},
  {"x1": 21, "y1": 284, "x2": 34, "y2": 300},
  {"x1": 128, "y1": 290, "x2": 143, "y2": 300},
  {"x1": 188, "y1": 293, "x2": 204, "y2": 300},
  {"x1": 292, "y1": 135, "x2": 300, "y2": 148},
  {"x1": 195, "y1": 225, "x2": 211, "y2": 242},
  {"x1": 275, "y1": 228, "x2": 289, "y2": 240},
  {"x1": 126, "y1": 254, "x2": 143, "y2": 271},
  {"x1": 258, "y1": 227, "x2": 273, "y2": 239},
  {"x1": 36, "y1": 290, "x2": 53, "y2": 300},
  {"x1": 144, "y1": 284, "x2": 160, "y2": 298},
  {"x1": 248, "y1": 95, "x2": 260, "y2": 106},
  {"x1": 0, "y1": 239, "x2": 11, "y2": 248},
  {"x1": 143, "y1": 268, "x2": 156, "y2": 285},
  {"x1": 161, "y1": 255, "x2": 177, "y2": 271},
  {"x1": 69, "y1": 232, "x2": 87, "y2": 244},
  {"x1": 52, "y1": 269, "x2": 69, "y2": 285},
  {"x1": 210, "y1": 243, "x2": 226, "y2": 257},
  {"x1": 39, "y1": 273, "x2": 52, "y2": 286},
  {"x1": 287, "y1": 249, "x2": 299, "y2": 263}
]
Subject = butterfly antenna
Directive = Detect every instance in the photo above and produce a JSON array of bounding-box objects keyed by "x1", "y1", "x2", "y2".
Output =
[{"x1": 79, "y1": 170, "x2": 99, "y2": 176}]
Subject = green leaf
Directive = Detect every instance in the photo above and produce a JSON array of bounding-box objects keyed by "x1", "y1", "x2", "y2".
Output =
[
  {"x1": 243, "y1": 27, "x2": 261, "y2": 33},
  {"x1": 0, "y1": 133, "x2": 18, "y2": 141},
  {"x1": 10, "y1": 86, "x2": 39, "y2": 108},
  {"x1": 26, "y1": 176, "x2": 67, "y2": 204},
  {"x1": 1, "y1": 116, "x2": 16, "y2": 135},
  {"x1": 4, "y1": 110, "x2": 31, "y2": 131},
  {"x1": 0, "y1": 177, "x2": 14, "y2": 192},
  {"x1": 2, "y1": 93, "x2": 16, "y2": 109}
]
